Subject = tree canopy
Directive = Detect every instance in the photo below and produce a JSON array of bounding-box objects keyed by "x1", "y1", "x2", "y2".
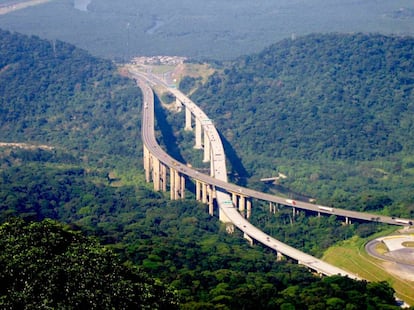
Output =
[
  {"x1": 0, "y1": 29, "x2": 410, "y2": 308},
  {"x1": 0, "y1": 218, "x2": 177, "y2": 309},
  {"x1": 189, "y1": 33, "x2": 414, "y2": 215}
]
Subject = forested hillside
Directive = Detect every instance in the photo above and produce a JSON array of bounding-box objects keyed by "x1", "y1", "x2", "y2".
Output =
[
  {"x1": 0, "y1": 219, "x2": 177, "y2": 309},
  {"x1": 0, "y1": 29, "x2": 142, "y2": 169},
  {"x1": 0, "y1": 29, "x2": 408, "y2": 308},
  {"x1": 190, "y1": 33, "x2": 414, "y2": 216}
]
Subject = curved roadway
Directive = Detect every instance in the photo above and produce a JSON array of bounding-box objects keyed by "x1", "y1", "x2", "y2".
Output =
[
  {"x1": 136, "y1": 73, "x2": 364, "y2": 279},
  {"x1": 133, "y1": 69, "x2": 413, "y2": 227}
]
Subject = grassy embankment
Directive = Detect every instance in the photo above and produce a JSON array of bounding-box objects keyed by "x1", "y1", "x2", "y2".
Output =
[{"x1": 323, "y1": 229, "x2": 414, "y2": 305}]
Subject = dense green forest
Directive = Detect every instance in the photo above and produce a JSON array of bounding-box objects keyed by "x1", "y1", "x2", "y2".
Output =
[
  {"x1": 0, "y1": 29, "x2": 409, "y2": 308},
  {"x1": 0, "y1": 218, "x2": 177, "y2": 309},
  {"x1": 188, "y1": 33, "x2": 414, "y2": 217},
  {"x1": 0, "y1": 214, "x2": 400, "y2": 309},
  {"x1": 0, "y1": 29, "x2": 143, "y2": 170}
]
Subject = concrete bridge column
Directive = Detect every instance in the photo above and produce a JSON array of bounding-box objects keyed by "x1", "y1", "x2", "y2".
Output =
[
  {"x1": 143, "y1": 145, "x2": 151, "y2": 182},
  {"x1": 292, "y1": 207, "x2": 300, "y2": 216},
  {"x1": 232, "y1": 193, "x2": 238, "y2": 208},
  {"x1": 160, "y1": 163, "x2": 167, "y2": 192},
  {"x1": 243, "y1": 233, "x2": 254, "y2": 246},
  {"x1": 195, "y1": 118, "x2": 202, "y2": 149},
  {"x1": 202, "y1": 182, "x2": 208, "y2": 204},
  {"x1": 239, "y1": 196, "x2": 246, "y2": 218},
  {"x1": 174, "y1": 170, "x2": 181, "y2": 199},
  {"x1": 246, "y1": 198, "x2": 252, "y2": 219},
  {"x1": 180, "y1": 174, "x2": 185, "y2": 199},
  {"x1": 185, "y1": 106, "x2": 192, "y2": 130},
  {"x1": 203, "y1": 135, "x2": 211, "y2": 162},
  {"x1": 170, "y1": 167, "x2": 176, "y2": 200},
  {"x1": 152, "y1": 157, "x2": 160, "y2": 191},
  {"x1": 195, "y1": 180, "x2": 201, "y2": 201},
  {"x1": 276, "y1": 251, "x2": 284, "y2": 261},
  {"x1": 269, "y1": 202, "x2": 279, "y2": 214},
  {"x1": 345, "y1": 217, "x2": 351, "y2": 225},
  {"x1": 208, "y1": 185, "x2": 214, "y2": 216}
]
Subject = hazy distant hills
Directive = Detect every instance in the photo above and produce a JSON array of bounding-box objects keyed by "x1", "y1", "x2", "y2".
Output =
[{"x1": 0, "y1": 0, "x2": 414, "y2": 60}]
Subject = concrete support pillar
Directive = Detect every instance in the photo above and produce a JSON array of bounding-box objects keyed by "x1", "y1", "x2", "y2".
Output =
[
  {"x1": 211, "y1": 186, "x2": 216, "y2": 200},
  {"x1": 345, "y1": 217, "x2": 351, "y2": 225},
  {"x1": 185, "y1": 106, "x2": 192, "y2": 130},
  {"x1": 208, "y1": 186, "x2": 214, "y2": 216},
  {"x1": 203, "y1": 134, "x2": 210, "y2": 162},
  {"x1": 195, "y1": 180, "x2": 201, "y2": 201},
  {"x1": 152, "y1": 157, "x2": 160, "y2": 191},
  {"x1": 269, "y1": 202, "x2": 278, "y2": 214},
  {"x1": 143, "y1": 145, "x2": 151, "y2": 182},
  {"x1": 225, "y1": 223, "x2": 235, "y2": 234},
  {"x1": 202, "y1": 182, "x2": 208, "y2": 204},
  {"x1": 246, "y1": 198, "x2": 252, "y2": 219},
  {"x1": 239, "y1": 196, "x2": 245, "y2": 218},
  {"x1": 174, "y1": 170, "x2": 181, "y2": 199},
  {"x1": 232, "y1": 193, "x2": 238, "y2": 208},
  {"x1": 276, "y1": 251, "x2": 284, "y2": 261},
  {"x1": 180, "y1": 174, "x2": 185, "y2": 199},
  {"x1": 170, "y1": 167, "x2": 176, "y2": 200},
  {"x1": 160, "y1": 163, "x2": 167, "y2": 192},
  {"x1": 195, "y1": 118, "x2": 202, "y2": 149},
  {"x1": 244, "y1": 233, "x2": 254, "y2": 246}
]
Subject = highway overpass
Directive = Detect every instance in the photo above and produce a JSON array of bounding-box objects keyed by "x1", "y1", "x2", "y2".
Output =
[
  {"x1": 134, "y1": 71, "x2": 369, "y2": 279},
  {"x1": 132, "y1": 68, "x2": 413, "y2": 228}
]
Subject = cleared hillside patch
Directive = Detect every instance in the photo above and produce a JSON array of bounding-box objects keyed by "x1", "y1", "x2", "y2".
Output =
[{"x1": 323, "y1": 234, "x2": 414, "y2": 305}]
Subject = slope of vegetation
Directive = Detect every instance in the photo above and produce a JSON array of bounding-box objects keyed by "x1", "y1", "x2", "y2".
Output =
[
  {"x1": 0, "y1": 29, "x2": 409, "y2": 308},
  {"x1": 0, "y1": 218, "x2": 177, "y2": 309},
  {"x1": 0, "y1": 146, "x2": 403, "y2": 308},
  {"x1": 0, "y1": 29, "x2": 143, "y2": 171},
  {"x1": 189, "y1": 33, "x2": 414, "y2": 217},
  {"x1": 0, "y1": 158, "x2": 402, "y2": 309}
]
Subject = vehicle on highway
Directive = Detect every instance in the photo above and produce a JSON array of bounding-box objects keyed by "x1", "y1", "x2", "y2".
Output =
[
  {"x1": 318, "y1": 206, "x2": 334, "y2": 212},
  {"x1": 285, "y1": 199, "x2": 296, "y2": 205},
  {"x1": 394, "y1": 219, "x2": 413, "y2": 225}
]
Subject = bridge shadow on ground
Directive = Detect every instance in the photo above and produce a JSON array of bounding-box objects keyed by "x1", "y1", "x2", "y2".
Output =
[
  {"x1": 153, "y1": 95, "x2": 186, "y2": 163},
  {"x1": 153, "y1": 94, "x2": 196, "y2": 193},
  {"x1": 218, "y1": 132, "x2": 249, "y2": 186},
  {"x1": 153, "y1": 93, "x2": 249, "y2": 191}
]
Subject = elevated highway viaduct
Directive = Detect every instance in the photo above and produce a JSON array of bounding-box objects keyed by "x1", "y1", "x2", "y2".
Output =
[
  {"x1": 132, "y1": 69, "x2": 413, "y2": 279},
  {"x1": 132, "y1": 68, "x2": 413, "y2": 228}
]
